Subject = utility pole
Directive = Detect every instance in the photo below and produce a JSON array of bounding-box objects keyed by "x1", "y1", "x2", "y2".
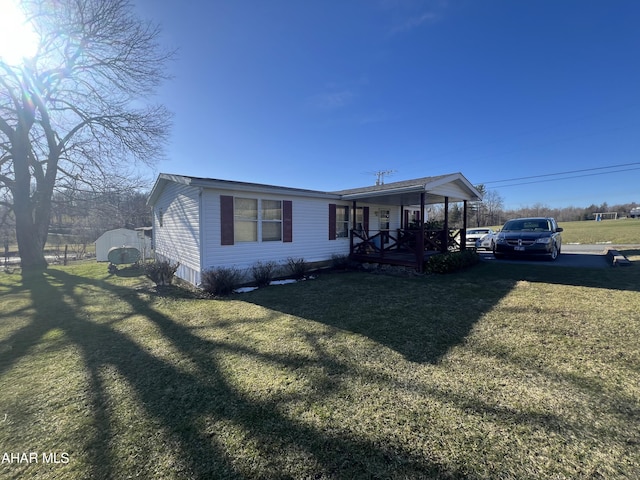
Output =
[{"x1": 373, "y1": 170, "x2": 396, "y2": 185}]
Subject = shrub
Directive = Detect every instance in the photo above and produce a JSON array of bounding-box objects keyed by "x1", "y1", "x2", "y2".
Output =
[
  {"x1": 201, "y1": 267, "x2": 241, "y2": 296},
  {"x1": 425, "y1": 250, "x2": 480, "y2": 274},
  {"x1": 143, "y1": 260, "x2": 179, "y2": 286},
  {"x1": 424, "y1": 220, "x2": 444, "y2": 230},
  {"x1": 285, "y1": 257, "x2": 307, "y2": 279},
  {"x1": 330, "y1": 253, "x2": 350, "y2": 270},
  {"x1": 251, "y1": 260, "x2": 278, "y2": 287}
]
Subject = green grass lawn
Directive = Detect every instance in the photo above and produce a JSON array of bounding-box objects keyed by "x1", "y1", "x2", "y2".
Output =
[
  {"x1": 558, "y1": 218, "x2": 640, "y2": 244},
  {"x1": 1, "y1": 258, "x2": 639, "y2": 479}
]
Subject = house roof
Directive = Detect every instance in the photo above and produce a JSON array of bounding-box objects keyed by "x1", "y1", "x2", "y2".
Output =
[
  {"x1": 331, "y1": 172, "x2": 483, "y2": 206},
  {"x1": 148, "y1": 172, "x2": 483, "y2": 207},
  {"x1": 147, "y1": 173, "x2": 341, "y2": 206}
]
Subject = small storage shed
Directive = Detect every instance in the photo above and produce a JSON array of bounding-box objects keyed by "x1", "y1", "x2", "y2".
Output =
[{"x1": 95, "y1": 228, "x2": 152, "y2": 262}]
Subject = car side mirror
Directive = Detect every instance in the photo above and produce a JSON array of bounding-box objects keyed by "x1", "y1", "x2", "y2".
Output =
[{"x1": 556, "y1": 227, "x2": 563, "y2": 232}]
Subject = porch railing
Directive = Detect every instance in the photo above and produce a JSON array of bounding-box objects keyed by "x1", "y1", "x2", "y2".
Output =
[
  {"x1": 350, "y1": 229, "x2": 402, "y2": 258},
  {"x1": 350, "y1": 228, "x2": 466, "y2": 259}
]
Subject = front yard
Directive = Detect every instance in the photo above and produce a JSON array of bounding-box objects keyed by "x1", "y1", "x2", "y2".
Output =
[{"x1": 1, "y1": 258, "x2": 639, "y2": 479}]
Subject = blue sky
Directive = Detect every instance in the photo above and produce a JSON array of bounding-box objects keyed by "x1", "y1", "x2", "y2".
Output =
[{"x1": 134, "y1": 0, "x2": 640, "y2": 210}]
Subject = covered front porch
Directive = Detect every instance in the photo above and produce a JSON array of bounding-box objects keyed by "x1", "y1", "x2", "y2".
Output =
[{"x1": 333, "y1": 173, "x2": 483, "y2": 272}]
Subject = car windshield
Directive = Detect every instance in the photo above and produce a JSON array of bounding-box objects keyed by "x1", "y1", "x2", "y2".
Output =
[
  {"x1": 502, "y1": 220, "x2": 550, "y2": 232},
  {"x1": 469, "y1": 229, "x2": 490, "y2": 234}
]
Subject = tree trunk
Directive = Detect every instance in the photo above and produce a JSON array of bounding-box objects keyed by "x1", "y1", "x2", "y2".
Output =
[
  {"x1": 15, "y1": 211, "x2": 48, "y2": 270},
  {"x1": 12, "y1": 138, "x2": 50, "y2": 271}
]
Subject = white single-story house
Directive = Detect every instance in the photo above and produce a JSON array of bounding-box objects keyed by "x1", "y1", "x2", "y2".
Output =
[
  {"x1": 95, "y1": 228, "x2": 153, "y2": 262},
  {"x1": 147, "y1": 172, "x2": 483, "y2": 286}
]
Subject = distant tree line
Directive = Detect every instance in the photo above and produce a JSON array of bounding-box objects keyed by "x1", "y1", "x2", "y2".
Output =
[
  {"x1": 430, "y1": 186, "x2": 639, "y2": 228},
  {"x1": 501, "y1": 201, "x2": 640, "y2": 224},
  {"x1": 1, "y1": 188, "x2": 151, "y2": 253}
]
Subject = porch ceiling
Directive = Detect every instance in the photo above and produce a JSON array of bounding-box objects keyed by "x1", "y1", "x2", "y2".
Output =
[{"x1": 341, "y1": 189, "x2": 452, "y2": 206}]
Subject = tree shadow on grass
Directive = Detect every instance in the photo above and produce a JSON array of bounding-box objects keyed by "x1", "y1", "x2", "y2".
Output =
[
  {"x1": 481, "y1": 250, "x2": 640, "y2": 293},
  {"x1": 244, "y1": 271, "x2": 518, "y2": 365},
  {"x1": 1, "y1": 268, "x2": 471, "y2": 479}
]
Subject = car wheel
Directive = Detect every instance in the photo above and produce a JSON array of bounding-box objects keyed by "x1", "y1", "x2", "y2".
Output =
[{"x1": 548, "y1": 243, "x2": 559, "y2": 261}]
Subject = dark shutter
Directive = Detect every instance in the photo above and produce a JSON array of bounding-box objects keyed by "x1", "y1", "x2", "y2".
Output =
[
  {"x1": 283, "y1": 200, "x2": 293, "y2": 242},
  {"x1": 220, "y1": 195, "x2": 234, "y2": 245},
  {"x1": 363, "y1": 206, "x2": 370, "y2": 235},
  {"x1": 328, "y1": 204, "x2": 336, "y2": 240}
]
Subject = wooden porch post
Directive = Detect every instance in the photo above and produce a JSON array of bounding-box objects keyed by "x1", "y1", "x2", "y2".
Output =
[
  {"x1": 461, "y1": 200, "x2": 468, "y2": 251},
  {"x1": 442, "y1": 196, "x2": 449, "y2": 253},
  {"x1": 417, "y1": 192, "x2": 425, "y2": 271},
  {"x1": 350, "y1": 200, "x2": 357, "y2": 256},
  {"x1": 399, "y1": 203, "x2": 405, "y2": 254}
]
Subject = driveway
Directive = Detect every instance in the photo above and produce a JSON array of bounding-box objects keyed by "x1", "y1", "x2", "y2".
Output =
[{"x1": 478, "y1": 244, "x2": 638, "y2": 268}]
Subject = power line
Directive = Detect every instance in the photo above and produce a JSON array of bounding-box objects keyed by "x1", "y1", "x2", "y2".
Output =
[
  {"x1": 480, "y1": 162, "x2": 640, "y2": 186},
  {"x1": 482, "y1": 166, "x2": 640, "y2": 189}
]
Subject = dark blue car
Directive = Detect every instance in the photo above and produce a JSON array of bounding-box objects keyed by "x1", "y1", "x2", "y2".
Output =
[{"x1": 494, "y1": 217, "x2": 563, "y2": 261}]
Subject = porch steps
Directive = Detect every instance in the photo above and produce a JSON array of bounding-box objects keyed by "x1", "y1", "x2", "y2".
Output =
[{"x1": 606, "y1": 249, "x2": 632, "y2": 267}]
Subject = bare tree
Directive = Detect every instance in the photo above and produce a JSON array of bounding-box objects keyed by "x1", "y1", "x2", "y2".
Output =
[
  {"x1": 471, "y1": 184, "x2": 486, "y2": 227},
  {"x1": 0, "y1": 0, "x2": 172, "y2": 269},
  {"x1": 482, "y1": 189, "x2": 504, "y2": 226}
]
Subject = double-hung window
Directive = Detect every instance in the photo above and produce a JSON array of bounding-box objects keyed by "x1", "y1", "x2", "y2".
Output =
[
  {"x1": 234, "y1": 198, "x2": 283, "y2": 242},
  {"x1": 336, "y1": 206, "x2": 349, "y2": 238},
  {"x1": 262, "y1": 200, "x2": 282, "y2": 242},
  {"x1": 234, "y1": 198, "x2": 258, "y2": 242}
]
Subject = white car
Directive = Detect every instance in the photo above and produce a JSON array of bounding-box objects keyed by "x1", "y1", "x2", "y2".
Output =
[{"x1": 466, "y1": 228, "x2": 495, "y2": 250}]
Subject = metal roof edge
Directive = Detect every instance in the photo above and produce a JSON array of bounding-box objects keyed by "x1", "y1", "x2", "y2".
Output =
[
  {"x1": 148, "y1": 173, "x2": 341, "y2": 204},
  {"x1": 147, "y1": 171, "x2": 483, "y2": 205}
]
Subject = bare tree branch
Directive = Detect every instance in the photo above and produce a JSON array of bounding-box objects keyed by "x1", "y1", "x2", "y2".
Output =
[{"x1": 0, "y1": 0, "x2": 174, "y2": 268}]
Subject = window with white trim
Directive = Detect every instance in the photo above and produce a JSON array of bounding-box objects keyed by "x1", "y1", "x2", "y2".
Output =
[
  {"x1": 234, "y1": 197, "x2": 258, "y2": 242},
  {"x1": 336, "y1": 205, "x2": 349, "y2": 238},
  {"x1": 262, "y1": 200, "x2": 282, "y2": 241},
  {"x1": 354, "y1": 207, "x2": 364, "y2": 232}
]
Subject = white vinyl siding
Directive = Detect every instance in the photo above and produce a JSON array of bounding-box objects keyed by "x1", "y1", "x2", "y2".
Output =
[
  {"x1": 152, "y1": 182, "x2": 201, "y2": 285},
  {"x1": 202, "y1": 191, "x2": 395, "y2": 275},
  {"x1": 150, "y1": 180, "x2": 402, "y2": 286},
  {"x1": 428, "y1": 181, "x2": 473, "y2": 200}
]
